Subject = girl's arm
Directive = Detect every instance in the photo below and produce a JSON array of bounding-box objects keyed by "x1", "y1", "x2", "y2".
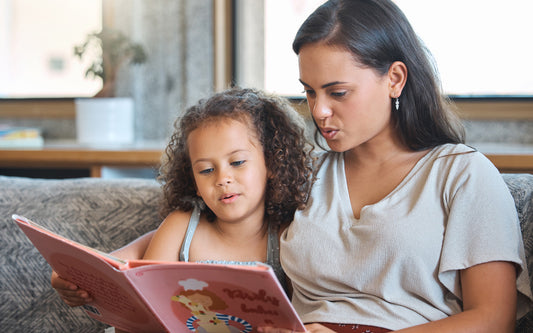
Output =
[
  {"x1": 111, "y1": 230, "x2": 156, "y2": 259},
  {"x1": 259, "y1": 261, "x2": 518, "y2": 333},
  {"x1": 50, "y1": 230, "x2": 156, "y2": 307},
  {"x1": 142, "y1": 210, "x2": 190, "y2": 260}
]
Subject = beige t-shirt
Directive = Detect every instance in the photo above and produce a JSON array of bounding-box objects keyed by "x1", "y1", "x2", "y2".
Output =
[{"x1": 281, "y1": 144, "x2": 532, "y2": 331}]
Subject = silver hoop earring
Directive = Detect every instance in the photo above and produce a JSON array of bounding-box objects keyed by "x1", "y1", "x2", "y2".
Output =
[{"x1": 395, "y1": 97, "x2": 400, "y2": 111}]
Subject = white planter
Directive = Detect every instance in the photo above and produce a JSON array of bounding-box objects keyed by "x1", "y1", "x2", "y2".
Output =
[{"x1": 75, "y1": 97, "x2": 134, "y2": 145}]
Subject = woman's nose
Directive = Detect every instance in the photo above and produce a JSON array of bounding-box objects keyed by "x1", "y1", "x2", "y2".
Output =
[{"x1": 311, "y1": 97, "x2": 333, "y2": 121}]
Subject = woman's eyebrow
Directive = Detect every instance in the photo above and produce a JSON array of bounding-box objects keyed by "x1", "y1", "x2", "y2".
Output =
[{"x1": 299, "y1": 79, "x2": 347, "y2": 89}]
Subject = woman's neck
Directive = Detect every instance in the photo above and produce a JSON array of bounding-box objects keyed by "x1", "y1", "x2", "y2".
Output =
[{"x1": 344, "y1": 134, "x2": 412, "y2": 171}]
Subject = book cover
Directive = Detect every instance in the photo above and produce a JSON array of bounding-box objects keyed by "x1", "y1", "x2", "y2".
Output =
[{"x1": 12, "y1": 214, "x2": 305, "y2": 333}]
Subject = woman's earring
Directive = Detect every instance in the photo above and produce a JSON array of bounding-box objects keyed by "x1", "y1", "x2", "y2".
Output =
[{"x1": 395, "y1": 97, "x2": 400, "y2": 111}]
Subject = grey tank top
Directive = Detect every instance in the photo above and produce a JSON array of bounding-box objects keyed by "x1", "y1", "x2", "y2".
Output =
[{"x1": 179, "y1": 206, "x2": 287, "y2": 292}]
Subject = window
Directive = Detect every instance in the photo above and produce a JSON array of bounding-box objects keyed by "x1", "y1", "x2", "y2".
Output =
[
  {"x1": 250, "y1": 0, "x2": 533, "y2": 98},
  {"x1": 0, "y1": 0, "x2": 102, "y2": 97},
  {"x1": 396, "y1": 0, "x2": 533, "y2": 97}
]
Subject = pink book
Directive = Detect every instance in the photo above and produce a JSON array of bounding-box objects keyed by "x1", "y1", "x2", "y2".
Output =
[{"x1": 13, "y1": 214, "x2": 305, "y2": 333}]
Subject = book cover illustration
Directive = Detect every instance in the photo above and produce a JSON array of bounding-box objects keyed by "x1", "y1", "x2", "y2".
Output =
[{"x1": 12, "y1": 214, "x2": 305, "y2": 333}]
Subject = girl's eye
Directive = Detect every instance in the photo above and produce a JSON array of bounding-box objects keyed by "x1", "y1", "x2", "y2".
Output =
[
  {"x1": 199, "y1": 168, "x2": 214, "y2": 175},
  {"x1": 231, "y1": 160, "x2": 245, "y2": 167}
]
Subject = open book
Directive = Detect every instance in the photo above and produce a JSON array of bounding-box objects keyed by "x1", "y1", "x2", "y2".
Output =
[{"x1": 13, "y1": 214, "x2": 305, "y2": 333}]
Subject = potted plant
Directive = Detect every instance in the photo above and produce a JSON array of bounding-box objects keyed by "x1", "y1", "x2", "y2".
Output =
[
  {"x1": 73, "y1": 28, "x2": 147, "y2": 145},
  {"x1": 74, "y1": 28, "x2": 147, "y2": 97}
]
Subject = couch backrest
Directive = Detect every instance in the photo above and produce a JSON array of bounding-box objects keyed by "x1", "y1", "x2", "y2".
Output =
[
  {"x1": 0, "y1": 176, "x2": 162, "y2": 332},
  {"x1": 503, "y1": 173, "x2": 533, "y2": 332}
]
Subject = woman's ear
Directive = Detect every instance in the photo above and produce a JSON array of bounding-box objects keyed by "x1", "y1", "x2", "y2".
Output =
[{"x1": 388, "y1": 61, "x2": 408, "y2": 98}]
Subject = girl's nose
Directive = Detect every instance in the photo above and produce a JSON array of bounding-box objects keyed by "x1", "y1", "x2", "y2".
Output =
[{"x1": 216, "y1": 170, "x2": 232, "y2": 186}]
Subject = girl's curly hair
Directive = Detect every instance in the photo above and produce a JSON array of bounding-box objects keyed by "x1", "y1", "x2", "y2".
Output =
[{"x1": 158, "y1": 87, "x2": 313, "y2": 228}]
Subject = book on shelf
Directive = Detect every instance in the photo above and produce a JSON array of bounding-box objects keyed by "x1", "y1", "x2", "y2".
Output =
[
  {"x1": 0, "y1": 126, "x2": 44, "y2": 148},
  {"x1": 12, "y1": 214, "x2": 304, "y2": 333}
]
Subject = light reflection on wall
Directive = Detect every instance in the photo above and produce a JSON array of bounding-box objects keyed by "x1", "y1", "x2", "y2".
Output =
[{"x1": 0, "y1": 0, "x2": 102, "y2": 98}]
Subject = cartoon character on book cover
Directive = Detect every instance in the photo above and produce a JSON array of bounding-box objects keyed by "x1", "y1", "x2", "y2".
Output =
[{"x1": 172, "y1": 278, "x2": 252, "y2": 333}]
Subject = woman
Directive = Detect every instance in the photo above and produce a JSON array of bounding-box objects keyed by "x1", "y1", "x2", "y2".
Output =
[{"x1": 263, "y1": 0, "x2": 531, "y2": 332}]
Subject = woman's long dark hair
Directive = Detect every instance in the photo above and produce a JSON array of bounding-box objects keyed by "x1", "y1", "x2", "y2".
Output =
[{"x1": 293, "y1": 0, "x2": 464, "y2": 150}]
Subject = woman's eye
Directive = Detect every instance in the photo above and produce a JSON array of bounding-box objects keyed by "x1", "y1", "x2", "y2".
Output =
[
  {"x1": 231, "y1": 160, "x2": 245, "y2": 167},
  {"x1": 304, "y1": 90, "x2": 316, "y2": 97},
  {"x1": 331, "y1": 91, "x2": 346, "y2": 97},
  {"x1": 199, "y1": 168, "x2": 214, "y2": 175}
]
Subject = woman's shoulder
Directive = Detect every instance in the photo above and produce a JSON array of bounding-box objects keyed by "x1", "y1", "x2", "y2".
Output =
[
  {"x1": 426, "y1": 143, "x2": 503, "y2": 183},
  {"x1": 431, "y1": 143, "x2": 476, "y2": 156},
  {"x1": 429, "y1": 143, "x2": 492, "y2": 169}
]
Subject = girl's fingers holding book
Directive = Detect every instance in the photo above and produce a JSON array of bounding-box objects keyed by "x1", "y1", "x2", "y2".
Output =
[
  {"x1": 51, "y1": 270, "x2": 76, "y2": 290},
  {"x1": 51, "y1": 270, "x2": 93, "y2": 306}
]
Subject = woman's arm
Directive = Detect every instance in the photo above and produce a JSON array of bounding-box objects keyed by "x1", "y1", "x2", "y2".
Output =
[
  {"x1": 259, "y1": 261, "x2": 517, "y2": 333},
  {"x1": 394, "y1": 260, "x2": 517, "y2": 333},
  {"x1": 50, "y1": 230, "x2": 156, "y2": 307}
]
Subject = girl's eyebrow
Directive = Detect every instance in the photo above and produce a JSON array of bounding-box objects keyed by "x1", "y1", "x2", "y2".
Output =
[
  {"x1": 299, "y1": 79, "x2": 348, "y2": 89},
  {"x1": 192, "y1": 149, "x2": 249, "y2": 166}
]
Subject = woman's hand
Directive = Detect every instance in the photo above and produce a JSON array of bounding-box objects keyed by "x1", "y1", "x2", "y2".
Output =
[{"x1": 50, "y1": 270, "x2": 92, "y2": 307}]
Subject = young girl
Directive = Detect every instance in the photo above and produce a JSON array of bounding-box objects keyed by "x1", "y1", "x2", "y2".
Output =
[
  {"x1": 143, "y1": 87, "x2": 312, "y2": 288},
  {"x1": 51, "y1": 87, "x2": 313, "y2": 312}
]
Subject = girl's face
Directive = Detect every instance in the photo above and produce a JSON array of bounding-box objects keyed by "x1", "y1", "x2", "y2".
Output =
[
  {"x1": 298, "y1": 42, "x2": 394, "y2": 153},
  {"x1": 188, "y1": 118, "x2": 268, "y2": 225}
]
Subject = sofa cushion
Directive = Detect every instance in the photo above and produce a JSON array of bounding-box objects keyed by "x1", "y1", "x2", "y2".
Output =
[
  {"x1": 0, "y1": 176, "x2": 162, "y2": 332},
  {"x1": 504, "y1": 173, "x2": 533, "y2": 333}
]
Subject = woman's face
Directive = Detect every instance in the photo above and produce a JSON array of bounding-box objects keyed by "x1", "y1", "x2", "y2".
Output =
[{"x1": 298, "y1": 42, "x2": 394, "y2": 153}]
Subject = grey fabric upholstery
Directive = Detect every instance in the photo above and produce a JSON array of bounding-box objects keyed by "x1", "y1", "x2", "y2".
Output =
[
  {"x1": 0, "y1": 174, "x2": 532, "y2": 332},
  {"x1": 0, "y1": 176, "x2": 161, "y2": 332},
  {"x1": 504, "y1": 174, "x2": 533, "y2": 333}
]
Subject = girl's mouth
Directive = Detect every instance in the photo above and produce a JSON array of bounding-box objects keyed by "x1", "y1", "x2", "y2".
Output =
[{"x1": 220, "y1": 193, "x2": 239, "y2": 204}]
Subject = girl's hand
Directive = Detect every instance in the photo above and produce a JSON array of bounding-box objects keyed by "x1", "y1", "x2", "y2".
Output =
[
  {"x1": 259, "y1": 323, "x2": 335, "y2": 333},
  {"x1": 50, "y1": 270, "x2": 93, "y2": 307}
]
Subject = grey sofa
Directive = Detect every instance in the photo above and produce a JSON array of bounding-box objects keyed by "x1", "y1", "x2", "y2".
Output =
[{"x1": 1, "y1": 174, "x2": 532, "y2": 332}]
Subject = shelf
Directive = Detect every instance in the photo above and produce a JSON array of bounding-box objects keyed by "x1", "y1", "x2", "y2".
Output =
[{"x1": 0, "y1": 140, "x2": 165, "y2": 177}]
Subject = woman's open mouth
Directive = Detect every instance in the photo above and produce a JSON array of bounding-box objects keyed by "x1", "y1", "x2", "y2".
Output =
[{"x1": 320, "y1": 128, "x2": 339, "y2": 140}]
